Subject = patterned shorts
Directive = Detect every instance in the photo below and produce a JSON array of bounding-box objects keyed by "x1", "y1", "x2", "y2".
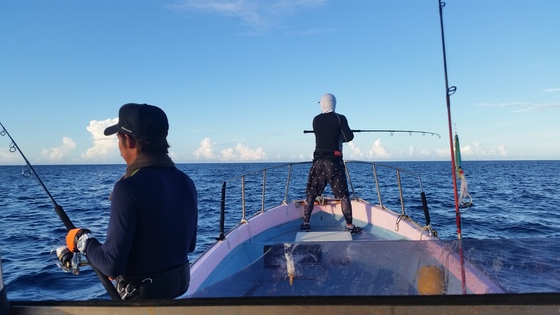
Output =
[{"x1": 305, "y1": 158, "x2": 349, "y2": 198}]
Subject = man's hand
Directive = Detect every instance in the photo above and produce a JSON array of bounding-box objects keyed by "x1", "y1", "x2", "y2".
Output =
[{"x1": 66, "y1": 228, "x2": 93, "y2": 253}]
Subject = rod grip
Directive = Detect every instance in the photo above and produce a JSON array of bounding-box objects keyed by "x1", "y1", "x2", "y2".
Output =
[{"x1": 421, "y1": 192, "x2": 431, "y2": 226}]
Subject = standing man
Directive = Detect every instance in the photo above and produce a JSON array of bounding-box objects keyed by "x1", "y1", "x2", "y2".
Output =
[
  {"x1": 302, "y1": 93, "x2": 362, "y2": 234},
  {"x1": 65, "y1": 103, "x2": 198, "y2": 299}
]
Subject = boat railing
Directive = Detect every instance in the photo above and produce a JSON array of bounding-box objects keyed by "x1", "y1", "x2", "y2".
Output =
[
  {"x1": 344, "y1": 160, "x2": 431, "y2": 228},
  {"x1": 216, "y1": 161, "x2": 432, "y2": 240}
]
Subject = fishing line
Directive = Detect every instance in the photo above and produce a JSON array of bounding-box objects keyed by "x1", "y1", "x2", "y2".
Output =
[{"x1": 0, "y1": 122, "x2": 121, "y2": 301}]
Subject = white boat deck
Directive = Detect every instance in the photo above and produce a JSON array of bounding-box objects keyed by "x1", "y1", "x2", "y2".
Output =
[{"x1": 295, "y1": 231, "x2": 353, "y2": 242}]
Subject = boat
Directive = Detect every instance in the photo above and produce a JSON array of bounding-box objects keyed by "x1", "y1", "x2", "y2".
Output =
[
  {"x1": 4, "y1": 160, "x2": 560, "y2": 315},
  {"x1": 183, "y1": 160, "x2": 500, "y2": 298},
  {"x1": 3, "y1": 1, "x2": 560, "y2": 313}
]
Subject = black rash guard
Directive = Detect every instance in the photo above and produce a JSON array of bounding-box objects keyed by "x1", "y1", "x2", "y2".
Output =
[
  {"x1": 84, "y1": 166, "x2": 197, "y2": 279},
  {"x1": 312, "y1": 112, "x2": 354, "y2": 159}
]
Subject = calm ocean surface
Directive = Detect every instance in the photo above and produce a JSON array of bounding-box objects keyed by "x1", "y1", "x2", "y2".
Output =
[{"x1": 1, "y1": 160, "x2": 559, "y2": 300}]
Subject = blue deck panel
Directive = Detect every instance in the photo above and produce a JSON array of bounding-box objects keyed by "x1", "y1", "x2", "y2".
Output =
[{"x1": 195, "y1": 213, "x2": 409, "y2": 293}]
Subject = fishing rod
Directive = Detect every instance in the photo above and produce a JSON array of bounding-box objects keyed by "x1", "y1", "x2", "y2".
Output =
[
  {"x1": 438, "y1": 0, "x2": 466, "y2": 294},
  {"x1": 303, "y1": 129, "x2": 441, "y2": 138},
  {"x1": 438, "y1": 1, "x2": 462, "y2": 240},
  {"x1": 0, "y1": 122, "x2": 121, "y2": 301}
]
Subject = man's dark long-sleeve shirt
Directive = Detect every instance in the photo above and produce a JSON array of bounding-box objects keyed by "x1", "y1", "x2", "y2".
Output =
[
  {"x1": 85, "y1": 166, "x2": 197, "y2": 278},
  {"x1": 312, "y1": 112, "x2": 354, "y2": 158}
]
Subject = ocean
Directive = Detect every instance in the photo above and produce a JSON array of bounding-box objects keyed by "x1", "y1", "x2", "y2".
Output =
[{"x1": 1, "y1": 160, "x2": 559, "y2": 301}]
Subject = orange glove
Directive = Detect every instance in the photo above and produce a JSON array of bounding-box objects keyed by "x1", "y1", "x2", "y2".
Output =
[{"x1": 66, "y1": 228, "x2": 92, "y2": 253}]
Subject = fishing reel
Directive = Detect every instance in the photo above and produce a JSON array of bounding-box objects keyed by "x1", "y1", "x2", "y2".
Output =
[{"x1": 53, "y1": 246, "x2": 89, "y2": 275}]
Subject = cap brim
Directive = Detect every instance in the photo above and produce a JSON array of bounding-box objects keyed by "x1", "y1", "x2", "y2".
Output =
[{"x1": 104, "y1": 124, "x2": 119, "y2": 136}]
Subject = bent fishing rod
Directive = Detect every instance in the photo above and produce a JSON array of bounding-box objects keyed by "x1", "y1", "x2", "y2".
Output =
[
  {"x1": 0, "y1": 122, "x2": 121, "y2": 301},
  {"x1": 304, "y1": 129, "x2": 441, "y2": 138}
]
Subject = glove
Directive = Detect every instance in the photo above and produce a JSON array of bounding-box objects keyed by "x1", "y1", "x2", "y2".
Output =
[{"x1": 66, "y1": 228, "x2": 93, "y2": 253}]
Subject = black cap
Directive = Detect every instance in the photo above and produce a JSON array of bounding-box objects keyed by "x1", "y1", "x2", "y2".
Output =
[{"x1": 104, "y1": 103, "x2": 169, "y2": 141}]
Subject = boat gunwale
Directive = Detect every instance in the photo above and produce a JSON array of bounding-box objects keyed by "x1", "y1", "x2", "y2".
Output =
[{"x1": 9, "y1": 292, "x2": 560, "y2": 308}]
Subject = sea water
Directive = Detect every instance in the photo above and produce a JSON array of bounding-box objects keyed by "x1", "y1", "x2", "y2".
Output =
[{"x1": 0, "y1": 161, "x2": 559, "y2": 300}]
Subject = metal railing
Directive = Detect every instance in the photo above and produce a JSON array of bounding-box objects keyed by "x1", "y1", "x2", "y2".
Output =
[{"x1": 216, "y1": 161, "x2": 431, "y2": 240}]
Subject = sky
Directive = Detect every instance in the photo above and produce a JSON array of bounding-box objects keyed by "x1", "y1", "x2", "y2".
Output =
[{"x1": 0, "y1": 0, "x2": 559, "y2": 165}]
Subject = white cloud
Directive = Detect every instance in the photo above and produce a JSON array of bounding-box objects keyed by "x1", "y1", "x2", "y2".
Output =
[
  {"x1": 193, "y1": 137, "x2": 215, "y2": 159},
  {"x1": 347, "y1": 141, "x2": 363, "y2": 158},
  {"x1": 343, "y1": 139, "x2": 511, "y2": 161},
  {"x1": 220, "y1": 147, "x2": 235, "y2": 160},
  {"x1": 42, "y1": 137, "x2": 77, "y2": 162},
  {"x1": 460, "y1": 145, "x2": 473, "y2": 155},
  {"x1": 219, "y1": 143, "x2": 265, "y2": 161},
  {"x1": 434, "y1": 148, "x2": 449, "y2": 157},
  {"x1": 478, "y1": 101, "x2": 560, "y2": 112},
  {"x1": 497, "y1": 145, "x2": 508, "y2": 156},
  {"x1": 458, "y1": 141, "x2": 508, "y2": 158},
  {"x1": 0, "y1": 147, "x2": 22, "y2": 164},
  {"x1": 81, "y1": 118, "x2": 119, "y2": 161},
  {"x1": 366, "y1": 139, "x2": 391, "y2": 159},
  {"x1": 168, "y1": 151, "x2": 179, "y2": 161},
  {"x1": 408, "y1": 146, "x2": 416, "y2": 157},
  {"x1": 193, "y1": 137, "x2": 266, "y2": 161},
  {"x1": 170, "y1": 0, "x2": 326, "y2": 32},
  {"x1": 228, "y1": 143, "x2": 266, "y2": 160}
]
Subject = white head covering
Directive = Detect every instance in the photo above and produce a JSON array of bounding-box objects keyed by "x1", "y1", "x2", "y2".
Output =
[{"x1": 319, "y1": 93, "x2": 336, "y2": 113}]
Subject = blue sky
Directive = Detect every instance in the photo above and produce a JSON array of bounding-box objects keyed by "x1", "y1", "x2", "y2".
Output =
[{"x1": 1, "y1": 0, "x2": 559, "y2": 165}]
